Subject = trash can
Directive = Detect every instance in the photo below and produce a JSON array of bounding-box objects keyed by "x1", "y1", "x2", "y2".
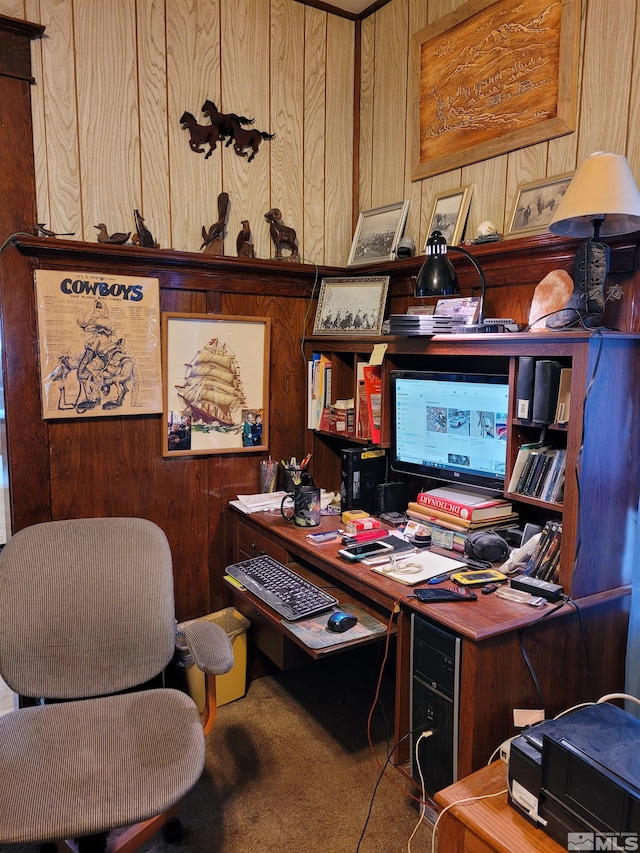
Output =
[{"x1": 176, "y1": 607, "x2": 251, "y2": 710}]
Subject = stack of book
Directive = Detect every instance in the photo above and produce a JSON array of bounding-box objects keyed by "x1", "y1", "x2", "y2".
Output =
[
  {"x1": 525, "y1": 519, "x2": 562, "y2": 582},
  {"x1": 389, "y1": 297, "x2": 481, "y2": 336},
  {"x1": 406, "y1": 485, "x2": 518, "y2": 553},
  {"x1": 508, "y1": 442, "x2": 567, "y2": 503}
]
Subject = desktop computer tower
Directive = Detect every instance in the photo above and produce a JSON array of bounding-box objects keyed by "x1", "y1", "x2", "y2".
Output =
[{"x1": 410, "y1": 614, "x2": 461, "y2": 794}]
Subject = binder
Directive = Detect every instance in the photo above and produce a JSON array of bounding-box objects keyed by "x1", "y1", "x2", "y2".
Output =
[
  {"x1": 554, "y1": 368, "x2": 572, "y2": 424},
  {"x1": 532, "y1": 360, "x2": 563, "y2": 425},
  {"x1": 515, "y1": 357, "x2": 535, "y2": 420}
]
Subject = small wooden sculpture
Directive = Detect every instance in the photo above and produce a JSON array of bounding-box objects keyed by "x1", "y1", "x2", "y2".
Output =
[
  {"x1": 200, "y1": 100, "x2": 254, "y2": 145},
  {"x1": 133, "y1": 210, "x2": 159, "y2": 248},
  {"x1": 202, "y1": 101, "x2": 275, "y2": 162},
  {"x1": 201, "y1": 193, "x2": 229, "y2": 255},
  {"x1": 180, "y1": 111, "x2": 220, "y2": 159},
  {"x1": 236, "y1": 220, "x2": 255, "y2": 258},
  {"x1": 35, "y1": 224, "x2": 74, "y2": 238},
  {"x1": 264, "y1": 208, "x2": 298, "y2": 261},
  {"x1": 95, "y1": 223, "x2": 130, "y2": 244}
]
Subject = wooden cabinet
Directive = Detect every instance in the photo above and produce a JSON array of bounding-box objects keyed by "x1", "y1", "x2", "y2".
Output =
[{"x1": 304, "y1": 331, "x2": 640, "y2": 600}]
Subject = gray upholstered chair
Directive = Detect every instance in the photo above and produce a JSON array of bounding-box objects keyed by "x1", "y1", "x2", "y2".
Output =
[{"x1": 0, "y1": 516, "x2": 234, "y2": 852}]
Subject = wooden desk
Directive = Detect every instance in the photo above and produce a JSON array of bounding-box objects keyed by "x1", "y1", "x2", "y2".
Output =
[
  {"x1": 434, "y1": 761, "x2": 564, "y2": 853},
  {"x1": 227, "y1": 506, "x2": 629, "y2": 784}
]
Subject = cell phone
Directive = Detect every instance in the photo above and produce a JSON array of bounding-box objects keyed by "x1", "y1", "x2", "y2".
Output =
[{"x1": 338, "y1": 540, "x2": 395, "y2": 562}]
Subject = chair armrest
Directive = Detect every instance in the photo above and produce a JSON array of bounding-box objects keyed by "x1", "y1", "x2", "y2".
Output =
[{"x1": 179, "y1": 621, "x2": 234, "y2": 675}]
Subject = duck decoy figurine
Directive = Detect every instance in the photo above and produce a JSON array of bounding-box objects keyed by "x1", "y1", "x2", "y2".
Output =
[{"x1": 95, "y1": 223, "x2": 131, "y2": 244}]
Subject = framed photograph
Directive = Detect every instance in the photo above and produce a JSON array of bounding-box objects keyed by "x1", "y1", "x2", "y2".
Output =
[
  {"x1": 411, "y1": 0, "x2": 579, "y2": 180},
  {"x1": 347, "y1": 201, "x2": 409, "y2": 265},
  {"x1": 424, "y1": 185, "x2": 474, "y2": 247},
  {"x1": 162, "y1": 313, "x2": 270, "y2": 457},
  {"x1": 507, "y1": 172, "x2": 573, "y2": 238},
  {"x1": 313, "y1": 276, "x2": 390, "y2": 336}
]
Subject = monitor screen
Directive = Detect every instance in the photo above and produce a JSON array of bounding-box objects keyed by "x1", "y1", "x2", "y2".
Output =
[{"x1": 390, "y1": 370, "x2": 509, "y2": 492}]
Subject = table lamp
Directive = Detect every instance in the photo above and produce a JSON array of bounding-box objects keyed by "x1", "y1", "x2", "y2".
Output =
[
  {"x1": 415, "y1": 230, "x2": 487, "y2": 332},
  {"x1": 547, "y1": 152, "x2": 640, "y2": 328}
]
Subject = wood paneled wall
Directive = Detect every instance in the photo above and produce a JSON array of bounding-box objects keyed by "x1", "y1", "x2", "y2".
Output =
[
  {"x1": 0, "y1": 0, "x2": 354, "y2": 266},
  {"x1": 2, "y1": 0, "x2": 640, "y2": 265},
  {"x1": 359, "y1": 0, "x2": 640, "y2": 253}
]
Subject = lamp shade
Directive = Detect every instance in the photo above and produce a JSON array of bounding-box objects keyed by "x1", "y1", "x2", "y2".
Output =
[{"x1": 548, "y1": 152, "x2": 640, "y2": 238}]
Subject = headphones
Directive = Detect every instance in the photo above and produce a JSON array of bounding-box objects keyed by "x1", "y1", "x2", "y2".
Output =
[{"x1": 464, "y1": 530, "x2": 509, "y2": 563}]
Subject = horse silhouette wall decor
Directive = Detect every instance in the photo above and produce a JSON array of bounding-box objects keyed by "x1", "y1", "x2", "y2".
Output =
[
  {"x1": 201, "y1": 100, "x2": 275, "y2": 162},
  {"x1": 180, "y1": 111, "x2": 220, "y2": 159}
]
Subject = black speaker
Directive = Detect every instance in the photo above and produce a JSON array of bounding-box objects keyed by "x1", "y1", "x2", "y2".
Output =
[{"x1": 375, "y1": 481, "x2": 407, "y2": 516}]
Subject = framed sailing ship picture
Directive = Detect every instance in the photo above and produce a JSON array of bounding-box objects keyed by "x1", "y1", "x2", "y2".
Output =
[{"x1": 162, "y1": 313, "x2": 270, "y2": 456}]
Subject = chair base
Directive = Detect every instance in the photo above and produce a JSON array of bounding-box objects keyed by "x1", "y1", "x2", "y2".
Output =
[{"x1": 51, "y1": 805, "x2": 181, "y2": 853}]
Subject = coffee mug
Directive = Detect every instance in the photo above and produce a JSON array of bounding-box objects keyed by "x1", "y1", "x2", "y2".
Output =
[{"x1": 280, "y1": 484, "x2": 321, "y2": 527}]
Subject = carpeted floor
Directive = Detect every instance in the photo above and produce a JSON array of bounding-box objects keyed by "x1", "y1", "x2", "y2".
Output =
[{"x1": 0, "y1": 645, "x2": 434, "y2": 853}]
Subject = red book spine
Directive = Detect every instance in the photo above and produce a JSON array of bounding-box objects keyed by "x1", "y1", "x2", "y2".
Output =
[{"x1": 416, "y1": 493, "x2": 474, "y2": 518}]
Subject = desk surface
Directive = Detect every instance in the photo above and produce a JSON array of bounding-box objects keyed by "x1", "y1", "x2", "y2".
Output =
[
  {"x1": 231, "y1": 507, "x2": 593, "y2": 643},
  {"x1": 434, "y1": 762, "x2": 565, "y2": 853}
]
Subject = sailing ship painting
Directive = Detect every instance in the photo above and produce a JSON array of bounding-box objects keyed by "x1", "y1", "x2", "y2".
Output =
[
  {"x1": 176, "y1": 338, "x2": 245, "y2": 428},
  {"x1": 164, "y1": 314, "x2": 270, "y2": 456}
]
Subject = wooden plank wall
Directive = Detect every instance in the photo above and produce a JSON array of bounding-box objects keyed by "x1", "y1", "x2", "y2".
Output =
[
  {"x1": 0, "y1": 0, "x2": 354, "y2": 266},
  {"x1": 359, "y1": 0, "x2": 640, "y2": 254},
  {"x1": 1, "y1": 0, "x2": 639, "y2": 266}
]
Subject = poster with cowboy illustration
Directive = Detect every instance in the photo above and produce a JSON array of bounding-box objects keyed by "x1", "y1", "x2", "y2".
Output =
[{"x1": 35, "y1": 270, "x2": 162, "y2": 418}]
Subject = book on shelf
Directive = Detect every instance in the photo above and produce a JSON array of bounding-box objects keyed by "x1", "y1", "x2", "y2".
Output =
[
  {"x1": 362, "y1": 364, "x2": 382, "y2": 443},
  {"x1": 355, "y1": 362, "x2": 372, "y2": 440},
  {"x1": 532, "y1": 359, "x2": 563, "y2": 425},
  {"x1": 509, "y1": 446, "x2": 566, "y2": 504},
  {"x1": 554, "y1": 368, "x2": 572, "y2": 424},
  {"x1": 525, "y1": 519, "x2": 562, "y2": 582},
  {"x1": 416, "y1": 485, "x2": 513, "y2": 521},
  {"x1": 308, "y1": 353, "x2": 332, "y2": 430},
  {"x1": 407, "y1": 501, "x2": 519, "y2": 531},
  {"x1": 515, "y1": 357, "x2": 567, "y2": 426}
]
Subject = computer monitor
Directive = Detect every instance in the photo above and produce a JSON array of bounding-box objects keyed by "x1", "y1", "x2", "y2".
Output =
[{"x1": 390, "y1": 369, "x2": 509, "y2": 493}]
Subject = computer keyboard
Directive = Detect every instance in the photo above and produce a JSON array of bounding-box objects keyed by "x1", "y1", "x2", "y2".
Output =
[{"x1": 225, "y1": 554, "x2": 339, "y2": 621}]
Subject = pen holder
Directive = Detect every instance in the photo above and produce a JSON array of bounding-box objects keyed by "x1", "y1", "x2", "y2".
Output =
[{"x1": 281, "y1": 466, "x2": 304, "y2": 494}]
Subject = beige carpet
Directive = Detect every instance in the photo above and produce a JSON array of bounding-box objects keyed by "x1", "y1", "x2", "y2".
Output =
[{"x1": 0, "y1": 646, "x2": 433, "y2": 853}]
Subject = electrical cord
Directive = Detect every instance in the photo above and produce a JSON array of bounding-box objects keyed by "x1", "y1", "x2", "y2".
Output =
[
  {"x1": 429, "y1": 787, "x2": 508, "y2": 853},
  {"x1": 407, "y1": 729, "x2": 434, "y2": 852},
  {"x1": 298, "y1": 257, "x2": 321, "y2": 359}
]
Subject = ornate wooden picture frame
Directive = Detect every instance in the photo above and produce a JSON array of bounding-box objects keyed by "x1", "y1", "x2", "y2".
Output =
[
  {"x1": 411, "y1": 0, "x2": 580, "y2": 181},
  {"x1": 162, "y1": 313, "x2": 270, "y2": 456}
]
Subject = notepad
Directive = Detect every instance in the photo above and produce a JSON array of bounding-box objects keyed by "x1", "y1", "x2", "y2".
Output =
[{"x1": 367, "y1": 550, "x2": 466, "y2": 585}]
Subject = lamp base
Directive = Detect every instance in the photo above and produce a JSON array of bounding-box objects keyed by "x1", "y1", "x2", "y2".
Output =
[{"x1": 547, "y1": 240, "x2": 609, "y2": 329}]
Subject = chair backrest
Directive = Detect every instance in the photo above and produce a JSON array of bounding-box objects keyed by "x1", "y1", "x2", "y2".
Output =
[{"x1": 0, "y1": 517, "x2": 176, "y2": 699}]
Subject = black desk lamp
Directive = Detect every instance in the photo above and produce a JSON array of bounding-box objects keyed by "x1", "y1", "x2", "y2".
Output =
[
  {"x1": 547, "y1": 152, "x2": 640, "y2": 328},
  {"x1": 415, "y1": 230, "x2": 487, "y2": 332}
]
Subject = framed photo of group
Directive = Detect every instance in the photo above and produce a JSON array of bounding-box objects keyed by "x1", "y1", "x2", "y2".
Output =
[{"x1": 162, "y1": 313, "x2": 270, "y2": 456}]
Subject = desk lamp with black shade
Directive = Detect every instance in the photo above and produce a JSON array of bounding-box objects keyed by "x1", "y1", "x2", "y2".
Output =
[
  {"x1": 414, "y1": 229, "x2": 488, "y2": 333},
  {"x1": 547, "y1": 151, "x2": 640, "y2": 329}
]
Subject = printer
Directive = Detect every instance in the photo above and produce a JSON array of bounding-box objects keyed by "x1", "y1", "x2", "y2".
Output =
[{"x1": 508, "y1": 703, "x2": 640, "y2": 848}]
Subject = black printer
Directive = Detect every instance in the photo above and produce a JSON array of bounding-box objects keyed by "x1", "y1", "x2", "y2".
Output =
[{"x1": 508, "y1": 703, "x2": 640, "y2": 848}]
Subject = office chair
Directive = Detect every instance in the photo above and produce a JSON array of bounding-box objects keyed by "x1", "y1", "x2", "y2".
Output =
[{"x1": 0, "y1": 516, "x2": 234, "y2": 852}]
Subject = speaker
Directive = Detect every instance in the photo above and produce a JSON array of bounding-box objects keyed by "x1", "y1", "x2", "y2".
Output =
[{"x1": 375, "y1": 481, "x2": 407, "y2": 516}]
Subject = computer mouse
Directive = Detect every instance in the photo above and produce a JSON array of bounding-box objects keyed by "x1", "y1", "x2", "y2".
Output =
[{"x1": 327, "y1": 611, "x2": 358, "y2": 633}]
